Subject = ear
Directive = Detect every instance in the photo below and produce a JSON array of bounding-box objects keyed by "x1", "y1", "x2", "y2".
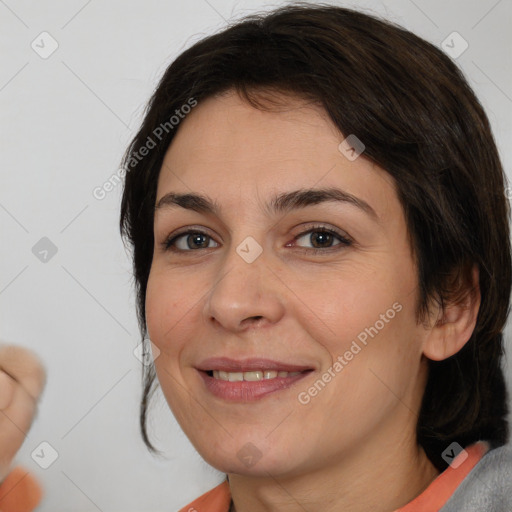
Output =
[{"x1": 422, "y1": 264, "x2": 481, "y2": 361}]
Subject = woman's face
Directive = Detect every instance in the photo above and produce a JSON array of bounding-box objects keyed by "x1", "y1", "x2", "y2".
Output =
[{"x1": 146, "y1": 90, "x2": 430, "y2": 477}]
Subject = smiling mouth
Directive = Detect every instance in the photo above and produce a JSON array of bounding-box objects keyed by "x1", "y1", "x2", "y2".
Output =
[
  {"x1": 198, "y1": 368, "x2": 314, "y2": 402},
  {"x1": 196, "y1": 357, "x2": 315, "y2": 401},
  {"x1": 206, "y1": 369, "x2": 308, "y2": 381}
]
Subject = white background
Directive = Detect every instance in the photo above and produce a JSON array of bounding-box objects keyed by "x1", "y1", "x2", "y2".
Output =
[{"x1": 1, "y1": 0, "x2": 511, "y2": 510}]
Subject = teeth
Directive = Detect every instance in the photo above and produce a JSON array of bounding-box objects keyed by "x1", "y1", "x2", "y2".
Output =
[
  {"x1": 212, "y1": 370, "x2": 302, "y2": 381},
  {"x1": 244, "y1": 371, "x2": 263, "y2": 381}
]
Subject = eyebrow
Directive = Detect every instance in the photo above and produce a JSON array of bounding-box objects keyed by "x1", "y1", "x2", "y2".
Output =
[{"x1": 155, "y1": 187, "x2": 378, "y2": 220}]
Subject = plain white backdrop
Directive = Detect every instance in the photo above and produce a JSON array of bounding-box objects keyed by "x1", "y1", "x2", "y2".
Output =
[{"x1": 1, "y1": 0, "x2": 511, "y2": 510}]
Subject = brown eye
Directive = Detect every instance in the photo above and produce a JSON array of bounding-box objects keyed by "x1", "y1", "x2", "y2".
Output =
[
  {"x1": 293, "y1": 226, "x2": 352, "y2": 253},
  {"x1": 164, "y1": 230, "x2": 218, "y2": 251}
]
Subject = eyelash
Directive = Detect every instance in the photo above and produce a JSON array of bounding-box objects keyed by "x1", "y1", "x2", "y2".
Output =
[{"x1": 161, "y1": 224, "x2": 352, "y2": 255}]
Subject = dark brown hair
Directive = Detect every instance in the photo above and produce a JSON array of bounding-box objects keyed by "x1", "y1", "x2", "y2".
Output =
[{"x1": 120, "y1": 2, "x2": 511, "y2": 471}]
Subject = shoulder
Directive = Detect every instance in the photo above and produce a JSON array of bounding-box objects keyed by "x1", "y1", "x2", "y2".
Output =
[{"x1": 441, "y1": 444, "x2": 512, "y2": 512}]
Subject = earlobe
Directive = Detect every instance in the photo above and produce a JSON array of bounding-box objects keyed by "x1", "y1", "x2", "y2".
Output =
[{"x1": 422, "y1": 265, "x2": 481, "y2": 362}]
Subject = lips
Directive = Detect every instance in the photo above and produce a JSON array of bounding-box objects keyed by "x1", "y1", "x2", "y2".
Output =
[{"x1": 195, "y1": 357, "x2": 315, "y2": 401}]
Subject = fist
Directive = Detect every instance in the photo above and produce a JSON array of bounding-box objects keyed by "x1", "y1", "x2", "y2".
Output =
[{"x1": 0, "y1": 344, "x2": 46, "y2": 482}]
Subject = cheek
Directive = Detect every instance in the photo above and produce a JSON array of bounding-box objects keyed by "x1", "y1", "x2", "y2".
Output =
[
  {"x1": 298, "y1": 255, "x2": 419, "y2": 385},
  {"x1": 291, "y1": 261, "x2": 405, "y2": 348},
  {"x1": 145, "y1": 270, "x2": 195, "y2": 418},
  {"x1": 145, "y1": 269, "x2": 184, "y2": 352},
  {"x1": 145, "y1": 265, "x2": 218, "y2": 359}
]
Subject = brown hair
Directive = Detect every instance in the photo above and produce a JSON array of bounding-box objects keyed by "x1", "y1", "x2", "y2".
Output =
[{"x1": 120, "y1": 2, "x2": 511, "y2": 471}]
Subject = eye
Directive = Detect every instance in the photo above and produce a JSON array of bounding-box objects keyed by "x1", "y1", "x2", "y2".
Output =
[
  {"x1": 161, "y1": 225, "x2": 352, "y2": 254},
  {"x1": 291, "y1": 225, "x2": 352, "y2": 253},
  {"x1": 163, "y1": 230, "x2": 218, "y2": 252}
]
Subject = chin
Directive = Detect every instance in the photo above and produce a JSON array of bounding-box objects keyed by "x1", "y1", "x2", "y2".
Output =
[{"x1": 198, "y1": 440, "x2": 306, "y2": 478}]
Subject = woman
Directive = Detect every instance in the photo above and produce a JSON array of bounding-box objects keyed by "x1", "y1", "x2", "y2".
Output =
[
  {"x1": 118, "y1": 3, "x2": 512, "y2": 511},
  {"x1": 2, "y1": 2, "x2": 511, "y2": 511}
]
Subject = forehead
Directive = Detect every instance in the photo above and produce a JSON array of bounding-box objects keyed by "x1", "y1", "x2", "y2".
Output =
[
  {"x1": 156, "y1": 90, "x2": 396, "y2": 216},
  {"x1": 164, "y1": 92, "x2": 335, "y2": 165}
]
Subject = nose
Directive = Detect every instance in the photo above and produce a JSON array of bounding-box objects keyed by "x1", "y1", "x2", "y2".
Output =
[{"x1": 203, "y1": 241, "x2": 286, "y2": 332}]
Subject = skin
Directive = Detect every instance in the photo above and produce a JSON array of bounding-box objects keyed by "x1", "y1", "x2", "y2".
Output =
[
  {"x1": 0, "y1": 344, "x2": 46, "y2": 482},
  {"x1": 146, "y1": 89, "x2": 480, "y2": 512}
]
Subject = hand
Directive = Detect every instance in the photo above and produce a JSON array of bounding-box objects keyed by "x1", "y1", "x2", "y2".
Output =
[{"x1": 0, "y1": 344, "x2": 46, "y2": 483}]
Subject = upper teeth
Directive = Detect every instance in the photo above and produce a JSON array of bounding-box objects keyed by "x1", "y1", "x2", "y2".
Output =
[{"x1": 212, "y1": 370, "x2": 302, "y2": 381}]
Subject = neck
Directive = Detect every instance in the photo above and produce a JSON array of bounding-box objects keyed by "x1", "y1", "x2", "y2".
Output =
[{"x1": 228, "y1": 416, "x2": 439, "y2": 512}]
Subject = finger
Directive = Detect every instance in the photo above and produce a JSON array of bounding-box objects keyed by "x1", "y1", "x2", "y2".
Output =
[
  {"x1": 0, "y1": 372, "x2": 16, "y2": 411},
  {"x1": 0, "y1": 345, "x2": 46, "y2": 401}
]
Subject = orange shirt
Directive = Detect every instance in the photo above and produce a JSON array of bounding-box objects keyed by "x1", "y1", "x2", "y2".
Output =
[{"x1": 178, "y1": 442, "x2": 488, "y2": 512}]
